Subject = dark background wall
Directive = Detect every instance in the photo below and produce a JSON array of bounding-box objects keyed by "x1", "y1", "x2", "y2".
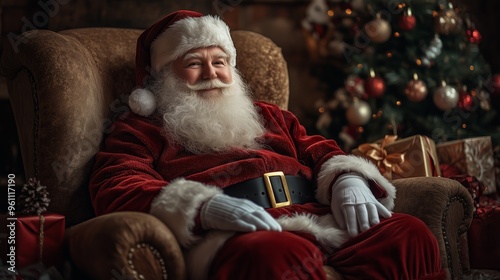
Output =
[{"x1": 0, "y1": 0, "x2": 318, "y2": 181}]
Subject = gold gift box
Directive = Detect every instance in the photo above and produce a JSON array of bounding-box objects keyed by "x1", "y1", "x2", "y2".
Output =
[
  {"x1": 352, "y1": 135, "x2": 441, "y2": 180},
  {"x1": 436, "y1": 136, "x2": 496, "y2": 195}
]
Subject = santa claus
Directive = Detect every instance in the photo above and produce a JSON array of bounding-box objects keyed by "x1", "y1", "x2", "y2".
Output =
[{"x1": 90, "y1": 10, "x2": 446, "y2": 280}]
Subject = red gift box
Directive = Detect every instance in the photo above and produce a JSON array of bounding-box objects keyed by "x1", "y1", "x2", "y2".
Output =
[
  {"x1": 467, "y1": 196, "x2": 500, "y2": 270},
  {"x1": 16, "y1": 213, "x2": 65, "y2": 270},
  {"x1": 443, "y1": 173, "x2": 486, "y2": 217}
]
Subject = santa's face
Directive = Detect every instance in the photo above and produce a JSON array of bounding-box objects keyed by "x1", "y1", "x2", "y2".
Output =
[
  {"x1": 172, "y1": 46, "x2": 233, "y2": 99},
  {"x1": 151, "y1": 51, "x2": 265, "y2": 154}
]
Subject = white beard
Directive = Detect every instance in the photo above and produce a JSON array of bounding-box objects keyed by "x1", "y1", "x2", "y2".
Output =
[{"x1": 151, "y1": 65, "x2": 266, "y2": 154}]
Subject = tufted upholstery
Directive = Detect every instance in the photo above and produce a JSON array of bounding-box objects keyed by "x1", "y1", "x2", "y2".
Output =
[{"x1": 1, "y1": 28, "x2": 473, "y2": 280}]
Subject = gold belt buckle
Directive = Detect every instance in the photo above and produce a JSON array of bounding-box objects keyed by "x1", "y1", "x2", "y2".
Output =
[{"x1": 263, "y1": 171, "x2": 292, "y2": 208}]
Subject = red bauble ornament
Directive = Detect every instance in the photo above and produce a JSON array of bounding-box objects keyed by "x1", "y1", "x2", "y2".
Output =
[
  {"x1": 399, "y1": 8, "x2": 416, "y2": 31},
  {"x1": 466, "y1": 28, "x2": 482, "y2": 44},
  {"x1": 491, "y1": 73, "x2": 500, "y2": 95},
  {"x1": 404, "y1": 74, "x2": 428, "y2": 102},
  {"x1": 457, "y1": 90, "x2": 476, "y2": 111},
  {"x1": 345, "y1": 76, "x2": 365, "y2": 98},
  {"x1": 399, "y1": 15, "x2": 416, "y2": 31},
  {"x1": 364, "y1": 76, "x2": 385, "y2": 98}
]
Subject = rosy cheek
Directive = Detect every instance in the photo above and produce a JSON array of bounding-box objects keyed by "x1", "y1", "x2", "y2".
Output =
[
  {"x1": 179, "y1": 71, "x2": 198, "y2": 83},
  {"x1": 224, "y1": 72, "x2": 232, "y2": 83}
]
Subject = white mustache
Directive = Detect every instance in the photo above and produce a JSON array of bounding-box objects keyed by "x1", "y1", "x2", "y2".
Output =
[{"x1": 186, "y1": 79, "x2": 234, "y2": 91}]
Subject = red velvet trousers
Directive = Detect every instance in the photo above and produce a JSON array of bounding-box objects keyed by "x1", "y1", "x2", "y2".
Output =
[{"x1": 209, "y1": 213, "x2": 446, "y2": 280}]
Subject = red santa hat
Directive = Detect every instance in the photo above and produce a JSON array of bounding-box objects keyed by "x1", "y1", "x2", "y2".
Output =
[{"x1": 128, "y1": 10, "x2": 237, "y2": 116}]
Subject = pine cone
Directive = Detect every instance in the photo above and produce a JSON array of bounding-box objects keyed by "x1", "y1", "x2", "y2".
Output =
[{"x1": 18, "y1": 178, "x2": 50, "y2": 215}]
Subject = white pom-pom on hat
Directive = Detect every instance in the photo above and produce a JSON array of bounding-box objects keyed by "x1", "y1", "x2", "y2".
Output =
[{"x1": 128, "y1": 88, "x2": 157, "y2": 117}]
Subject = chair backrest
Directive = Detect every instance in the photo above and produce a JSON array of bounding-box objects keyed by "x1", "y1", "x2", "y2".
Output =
[{"x1": 1, "y1": 27, "x2": 289, "y2": 226}]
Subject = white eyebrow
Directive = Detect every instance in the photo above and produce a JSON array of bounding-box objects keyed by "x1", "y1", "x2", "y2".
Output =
[
  {"x1": 183, "y1": 52, "x2": 202, "y2": 60},
  {"x1": 183, "y1": 51, "x2": 228, "y2": 61},
  {"x1": 213, "y1": 52, "x2": 229, "y2": 60}
]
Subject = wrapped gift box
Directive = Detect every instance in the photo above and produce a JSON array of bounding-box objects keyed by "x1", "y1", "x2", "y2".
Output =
[
  {"x1": 352, "y1": 135, "x2": 441, "y2": 180},
  {"x1": 467, "y1": 196, "x2": 500, "y2": 270},
  {"x1": 445, "y1": 175, "x2": 486, "y2": 217},
  {"x1": 16, "y1": 213, "x2": 65, "y2": 270},
  {"x1": 437, "y1": 136, "x2": 496, "y2": 195}
]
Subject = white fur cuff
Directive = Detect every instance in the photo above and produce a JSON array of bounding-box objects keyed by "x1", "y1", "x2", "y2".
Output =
[
  {"x1": 277, "y1": 214, "x2": 348, "y2": 253},
  {"x1": 149, "y1": 178, "x2": 222, "y2": 247},
  {"x1": 316, "y1": 155, "x2": 396, "y2": 210}
]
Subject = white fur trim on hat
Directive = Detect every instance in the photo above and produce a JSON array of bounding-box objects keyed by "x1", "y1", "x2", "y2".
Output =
[
  {"x1": 128, "y1": 88, "x2": 157, "y2": 117},
  {"x1": 150, "y1": 15, "x2": 237, "y2": 75}
]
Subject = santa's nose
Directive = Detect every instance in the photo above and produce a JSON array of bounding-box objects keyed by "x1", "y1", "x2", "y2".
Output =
[{"x1": 202, "y1": 64, "x2": 217, "y2": 79}]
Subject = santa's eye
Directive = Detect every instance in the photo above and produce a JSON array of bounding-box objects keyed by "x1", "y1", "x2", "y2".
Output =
[
  {"x1": 187, "y1": 61, "x2": 202, "y2": 67},
  {"x1": 213, "y1": 60, "x2": 226, "y2": 66}
]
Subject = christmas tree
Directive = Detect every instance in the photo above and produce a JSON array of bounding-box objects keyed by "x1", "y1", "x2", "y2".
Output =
[{"x1": 303, "y1": 0, "x2": 500, "y2": 152}]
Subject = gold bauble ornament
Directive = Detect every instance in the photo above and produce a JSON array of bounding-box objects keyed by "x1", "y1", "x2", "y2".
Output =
[
  {"x1": 328, "y1": 39, "x2": 346, "y2": 57},
  {"x1": 365, "y1": 17, "x2": 391, "y2": 43},
  {"x1": 434, "y1": 5, "x2": 462, "y2": 35}
]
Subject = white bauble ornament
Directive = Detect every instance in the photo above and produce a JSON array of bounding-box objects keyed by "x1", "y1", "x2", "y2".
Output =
[
  {"x1": 346, "y1": 99, "x2": 372, "y2": 126},
  {"x1": 433, "y1": 81, "x2": 459, "y2": 110}
]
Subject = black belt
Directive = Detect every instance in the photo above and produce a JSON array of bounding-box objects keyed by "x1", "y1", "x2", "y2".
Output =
[{"x1": 223, "y1": 171, "x2": 316, "y2": 208}]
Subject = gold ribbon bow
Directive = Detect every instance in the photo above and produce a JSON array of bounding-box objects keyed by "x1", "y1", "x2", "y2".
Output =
[{"x1": 357, "y1": 135, "x2": 406, "y2": 179}]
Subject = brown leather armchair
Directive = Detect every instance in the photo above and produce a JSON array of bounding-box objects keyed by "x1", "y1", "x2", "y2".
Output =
[{"x1": 1, "y1": 27, "x2": 473, "y2": 280}]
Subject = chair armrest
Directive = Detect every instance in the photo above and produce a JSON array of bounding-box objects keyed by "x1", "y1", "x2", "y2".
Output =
[
  {"x1": 1, "y1": 28, "x2": 140, "y2": 227},
  {"x1": 65, "y1": 211, "x2": 186, "y2": 280},
  {"x1": 392, "y1": 176, "x2": 474, "y2": 280}
]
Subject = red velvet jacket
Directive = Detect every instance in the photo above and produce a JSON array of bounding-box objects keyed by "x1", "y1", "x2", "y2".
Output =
[{"x1": 89, "y1": 101, "x2": 346, "y2": 215}]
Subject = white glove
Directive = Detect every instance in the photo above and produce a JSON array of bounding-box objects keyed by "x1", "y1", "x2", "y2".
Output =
[
  {"x1": 331, "y1": 173, "x2": 392, "y2": 237},
  {"x1": 200, "y1": 194, "x2": 282, "y2": 232}
]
